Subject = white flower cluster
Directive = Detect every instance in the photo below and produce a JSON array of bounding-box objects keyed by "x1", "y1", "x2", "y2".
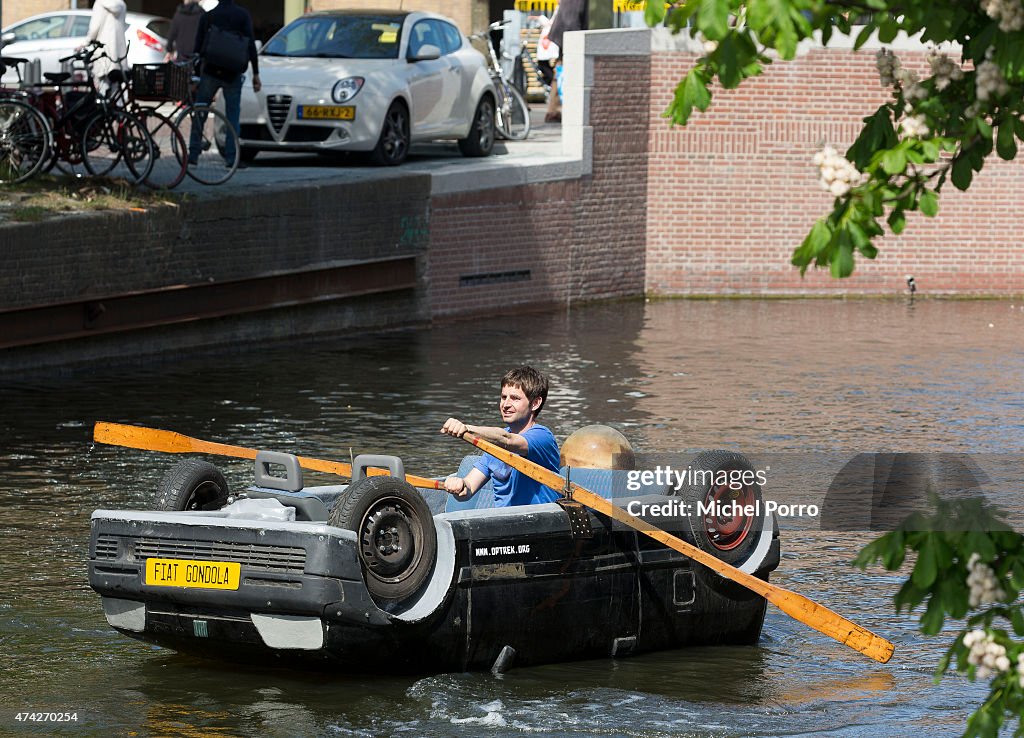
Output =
[
  {"x1": 899, "y1": 114, "x2": 930, "y2": 138},
  {"x1": 976, "y1": 59, "x2": 1010, "y2": 102},
  {"x1": 964, "y1": 629, "x2": 1011, "y2": 679},
  {"x1": 896, "y1": 68, "x2": 929, "y2": 110},
  {"x1": 876, "y1": 48, "x2": 900, "y2": 87},
  {"x1": 1017, "y1": 653, "x2": 1024, "y2": 687},
  {"x1": 812, "y1": 146, "x2": 865, "y2": 197},
  {"x1": 928, "y1": 50, "x2": 964, "y2": 91},
  {"x1": 967, "y1": 552, "x2": 1006, "y2": 607},
  {"x1": 981, "y1": 0, "x2": 1024, "y2": 32}
]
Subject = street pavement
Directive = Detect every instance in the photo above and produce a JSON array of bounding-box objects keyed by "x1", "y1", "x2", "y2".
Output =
[{"x1": 178, "y1": 108, "x2": 567, "y2": 198}]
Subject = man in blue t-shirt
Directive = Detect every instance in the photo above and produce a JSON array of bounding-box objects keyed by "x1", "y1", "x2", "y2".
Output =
[{"x1": 440, "y1": 366, "x2": 560, "y2": 507}]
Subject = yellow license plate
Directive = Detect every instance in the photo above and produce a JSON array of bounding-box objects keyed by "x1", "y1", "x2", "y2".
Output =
[
  {"x1": 145, "y1": 557, "x2": 241, "y2": 590},
  {"x1": 297, "y1": 105, "x2": 355, "y2": 121}
]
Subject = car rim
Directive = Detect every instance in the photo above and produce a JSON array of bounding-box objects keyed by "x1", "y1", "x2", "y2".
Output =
[
  {"x1": 382, "y1": 107, "x2": 408, "y2": 163},
  {"x1": 702, "y1": 479, "x2": 756, "y2": 551},
  {"x1": 359, "y1": 495, "x2": 423, "y2": 582},
  {"x1": 479, "y1": 101, "x2": 494, "y2": 150}
]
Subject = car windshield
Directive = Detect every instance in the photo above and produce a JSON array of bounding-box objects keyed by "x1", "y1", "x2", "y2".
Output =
[{"x1": 262, "y1": 15, "x2": 403, "y2": 59}]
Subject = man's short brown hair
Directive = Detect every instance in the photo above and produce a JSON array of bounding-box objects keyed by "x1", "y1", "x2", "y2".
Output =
[{"x1": 501, "y1": 366, "x2": 549, "y2": 416}]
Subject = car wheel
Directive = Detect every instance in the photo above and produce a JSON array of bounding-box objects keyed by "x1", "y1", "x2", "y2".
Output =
[
  {"x1": 155, "y1": 458, "x2": 230, "y2": 512},
  {"x1": 457, "y1": 95, "x2": 495, "y2": 158},
  {"x1": 369, "y1": 101, "x2": 410, "y2": 166},
  {"x1": 329, "y1": 475, "x2": 437, "y2": 609}
]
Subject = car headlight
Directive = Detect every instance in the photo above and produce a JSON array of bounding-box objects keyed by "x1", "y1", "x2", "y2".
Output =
[{"x1": 332, "y1": 77, "x2": 364, "y2": 103}]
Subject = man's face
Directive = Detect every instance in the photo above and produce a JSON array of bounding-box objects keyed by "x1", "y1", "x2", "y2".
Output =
[{"x1": 499, "y1": 383, "x2": 540, "y2": 427}]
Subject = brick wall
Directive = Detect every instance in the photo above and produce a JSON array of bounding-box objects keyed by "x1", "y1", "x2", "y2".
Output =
[
  {"x1": 426, "y1": 53, "x2": 650, "y2": 317},
  {"x1": 645, "y1": 40, "x2": 1024, "y2": 295}
]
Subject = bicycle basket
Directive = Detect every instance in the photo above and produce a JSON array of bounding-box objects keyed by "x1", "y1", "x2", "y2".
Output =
[{"x1": 132, "y1": 63, "x2": 190, "y2": 101}]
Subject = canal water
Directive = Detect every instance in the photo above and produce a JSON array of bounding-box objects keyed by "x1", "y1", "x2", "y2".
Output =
[{"x1": 2, "y1": 298, "x2": 1022, "y2": 737}]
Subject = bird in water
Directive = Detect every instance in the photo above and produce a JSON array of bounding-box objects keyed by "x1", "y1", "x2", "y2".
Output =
[{"x1": 906, "y1": 276, "x2": 916, "y2": 301}]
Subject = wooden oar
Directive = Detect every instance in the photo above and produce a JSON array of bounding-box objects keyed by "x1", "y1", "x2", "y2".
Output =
[
  {"x1": 459, "y1": 431, "x2": 895, "y2": 664},
  {"x1": 94, "y1": 421, "x2": 445, "y2": 490}
]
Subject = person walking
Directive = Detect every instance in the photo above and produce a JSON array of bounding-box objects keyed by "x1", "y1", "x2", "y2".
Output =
[
  {"x1": 190, "y1": 0, "x2": 260, "y2": 167},
  {"x1": 165, "y1": 0, "x2": 205, "y2": 61},
  {"x1": 544, "y1": 0, "x2": 588, "y2": 123},
  {"x1": 85, "y1": 0, "x2": 127, "y2": 88}
]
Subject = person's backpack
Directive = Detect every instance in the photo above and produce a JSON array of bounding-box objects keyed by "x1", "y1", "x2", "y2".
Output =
[{"x1": 202, "y1": 24, "x2": 249, "y2": 75}]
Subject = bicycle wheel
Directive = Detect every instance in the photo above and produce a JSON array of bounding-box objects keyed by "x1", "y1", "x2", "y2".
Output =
[
  {"x1": 0, "y1": 99, "x2": 51, "y2": 185},
  {"x1": 494, "y1": 78, "x2": 530, "y2": 141},
  {"x1": 174, "y1": 103, "x2": 239, "y2": 185},
  {"x1": 136, "y1": 108, "x2": 187, "y2": 190},
  {"x1": 81, "y1": 110, "x2": 155, "y2": 184}
]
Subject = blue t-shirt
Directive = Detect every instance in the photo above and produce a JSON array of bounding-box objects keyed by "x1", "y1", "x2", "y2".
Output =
[{"x1": 472, "y1": 424, "x2": 561, "y2": 507}]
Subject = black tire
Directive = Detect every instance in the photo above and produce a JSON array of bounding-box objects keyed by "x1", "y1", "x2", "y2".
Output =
[
  {"x1": 369, "y1": 101, "x2": 410, "y2": 166},
  {"x1": 457, "y1": 95, "x2": 495, "y2": 158},
  {"x1": 676, "y1": 450, "x2": 770, "y2": 567},
  {"x1": 329, "y1": 475, "x2": 437, "y2": 608},
  {"x1": 155, "y1": 458, "x2": 231, "y2": 512}
]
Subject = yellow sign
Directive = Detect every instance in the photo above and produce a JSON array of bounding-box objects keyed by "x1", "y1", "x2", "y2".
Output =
[
  {"x1": 297, "y1": 105, "x2": 356, "y2": 121},
  {"x1": 145, "y1": 557, "x2": 241, "y2": 590}
]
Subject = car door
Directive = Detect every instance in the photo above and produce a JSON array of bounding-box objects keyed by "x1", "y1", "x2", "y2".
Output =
[
  {"x1": 437, "y1": 20, "x2": 474, "y2": 135},
  {"x1": 404, "y1": 19, "x2": 459, "y2": 137},
  {"x1": 1, "y1": 14, "x2": 76, "y2": 80}
]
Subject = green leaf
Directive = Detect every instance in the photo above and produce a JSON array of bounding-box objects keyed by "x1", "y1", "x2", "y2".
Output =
[
  {"x1": 921, "y1": 139, "x2": 940, "y2": 160},
  {"x1": 881, "y1": 148, "x2": 908, "y2": 175},
  {"x1": 712, "y1": 33, "x2": 745, "y2": 88},
  {"x1": 831, "y1": 238, "x2": 854, "y2": 278},
  {"x1": 998, "y1": 119, "x2": 1018, "y2": 160},
  {"x1": 920, "y1": 592, "x2": 945, "y2": 635},
  {"x1": 854, "y1": 23, "x2": 876, "y2": 50},
  {"x1": 888, "y1": 209, "x2": 906, "y2": 234},
  {"x1": 878, "y1": 18, "x2": 899, "y2": 43},
  {"x1": 913, "y1": 534, "x2": 940, "y2": 588},
  {"x1": 848, "y1": 107, "x2": 897, "y2": 168},
  {"x1": 697, "y1": 0, "x2": 730, "y2": 40},
  {"x1": 666, "y1": 67, "x2": 712, "y2": 126},
  {"x1": 919, "y1": 189, "x2": 939, "y2": 217},
  {"x1": 1011, "y1": 608, "x2": 1024, "y2": 636},
  {"x1": 644, "y1": 0, "x2": 666, "y2": 27},
  {"x1": 951, "y1": 156, "x2": 974, "y2": 190}
]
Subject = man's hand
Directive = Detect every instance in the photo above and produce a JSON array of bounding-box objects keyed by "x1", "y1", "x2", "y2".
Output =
[
  {"x1": 440, "y1": 417, "x2": 472, "y2": 438},
  {"x1": 252, "y1": 73, "x2": 261, "y2": 93},
  {"x1": 443, "y1": 476, "x2": 473, "y2": 499}
]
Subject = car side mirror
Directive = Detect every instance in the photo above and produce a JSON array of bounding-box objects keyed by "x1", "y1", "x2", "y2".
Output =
[
  {"x1": 408, "y1": 44, "x2": 441, "y2": 62},
  {"x1": 1, "y1": 31, "x2": 16, "y2": 44},
  {"x1": 255, "y1": 39, "x2": 262, "y2": 52}
]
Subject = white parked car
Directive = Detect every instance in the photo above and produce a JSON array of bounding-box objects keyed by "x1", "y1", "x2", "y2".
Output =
[
  {"x1": 0, "y1": 10, "x2": 170, "y2": 83},
  {"x1": 237, "y1": 10, "x2": 496, "y2": 165}
]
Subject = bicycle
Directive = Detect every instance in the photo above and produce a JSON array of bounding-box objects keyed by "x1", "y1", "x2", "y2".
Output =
[
  {"x1": 470, "y1": 21, "x2": 530, "y2": 141},
  {"x1": 0, "y1": 56, "x2": 53, "y2": 184},
  {"x1": 111, "y1": 62, "x2": 189, "y2": 189},
  {"x1": 170, "y1": 57, "x2": 240, "y2": 186},
  {"x1": 22, "y1": 42, "x2": 155, "y2": 184}
]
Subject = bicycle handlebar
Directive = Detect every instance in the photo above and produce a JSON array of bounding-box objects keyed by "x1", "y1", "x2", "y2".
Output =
[{"x1": 58, "y1": 40, "x2": 103, "y2": 64}]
